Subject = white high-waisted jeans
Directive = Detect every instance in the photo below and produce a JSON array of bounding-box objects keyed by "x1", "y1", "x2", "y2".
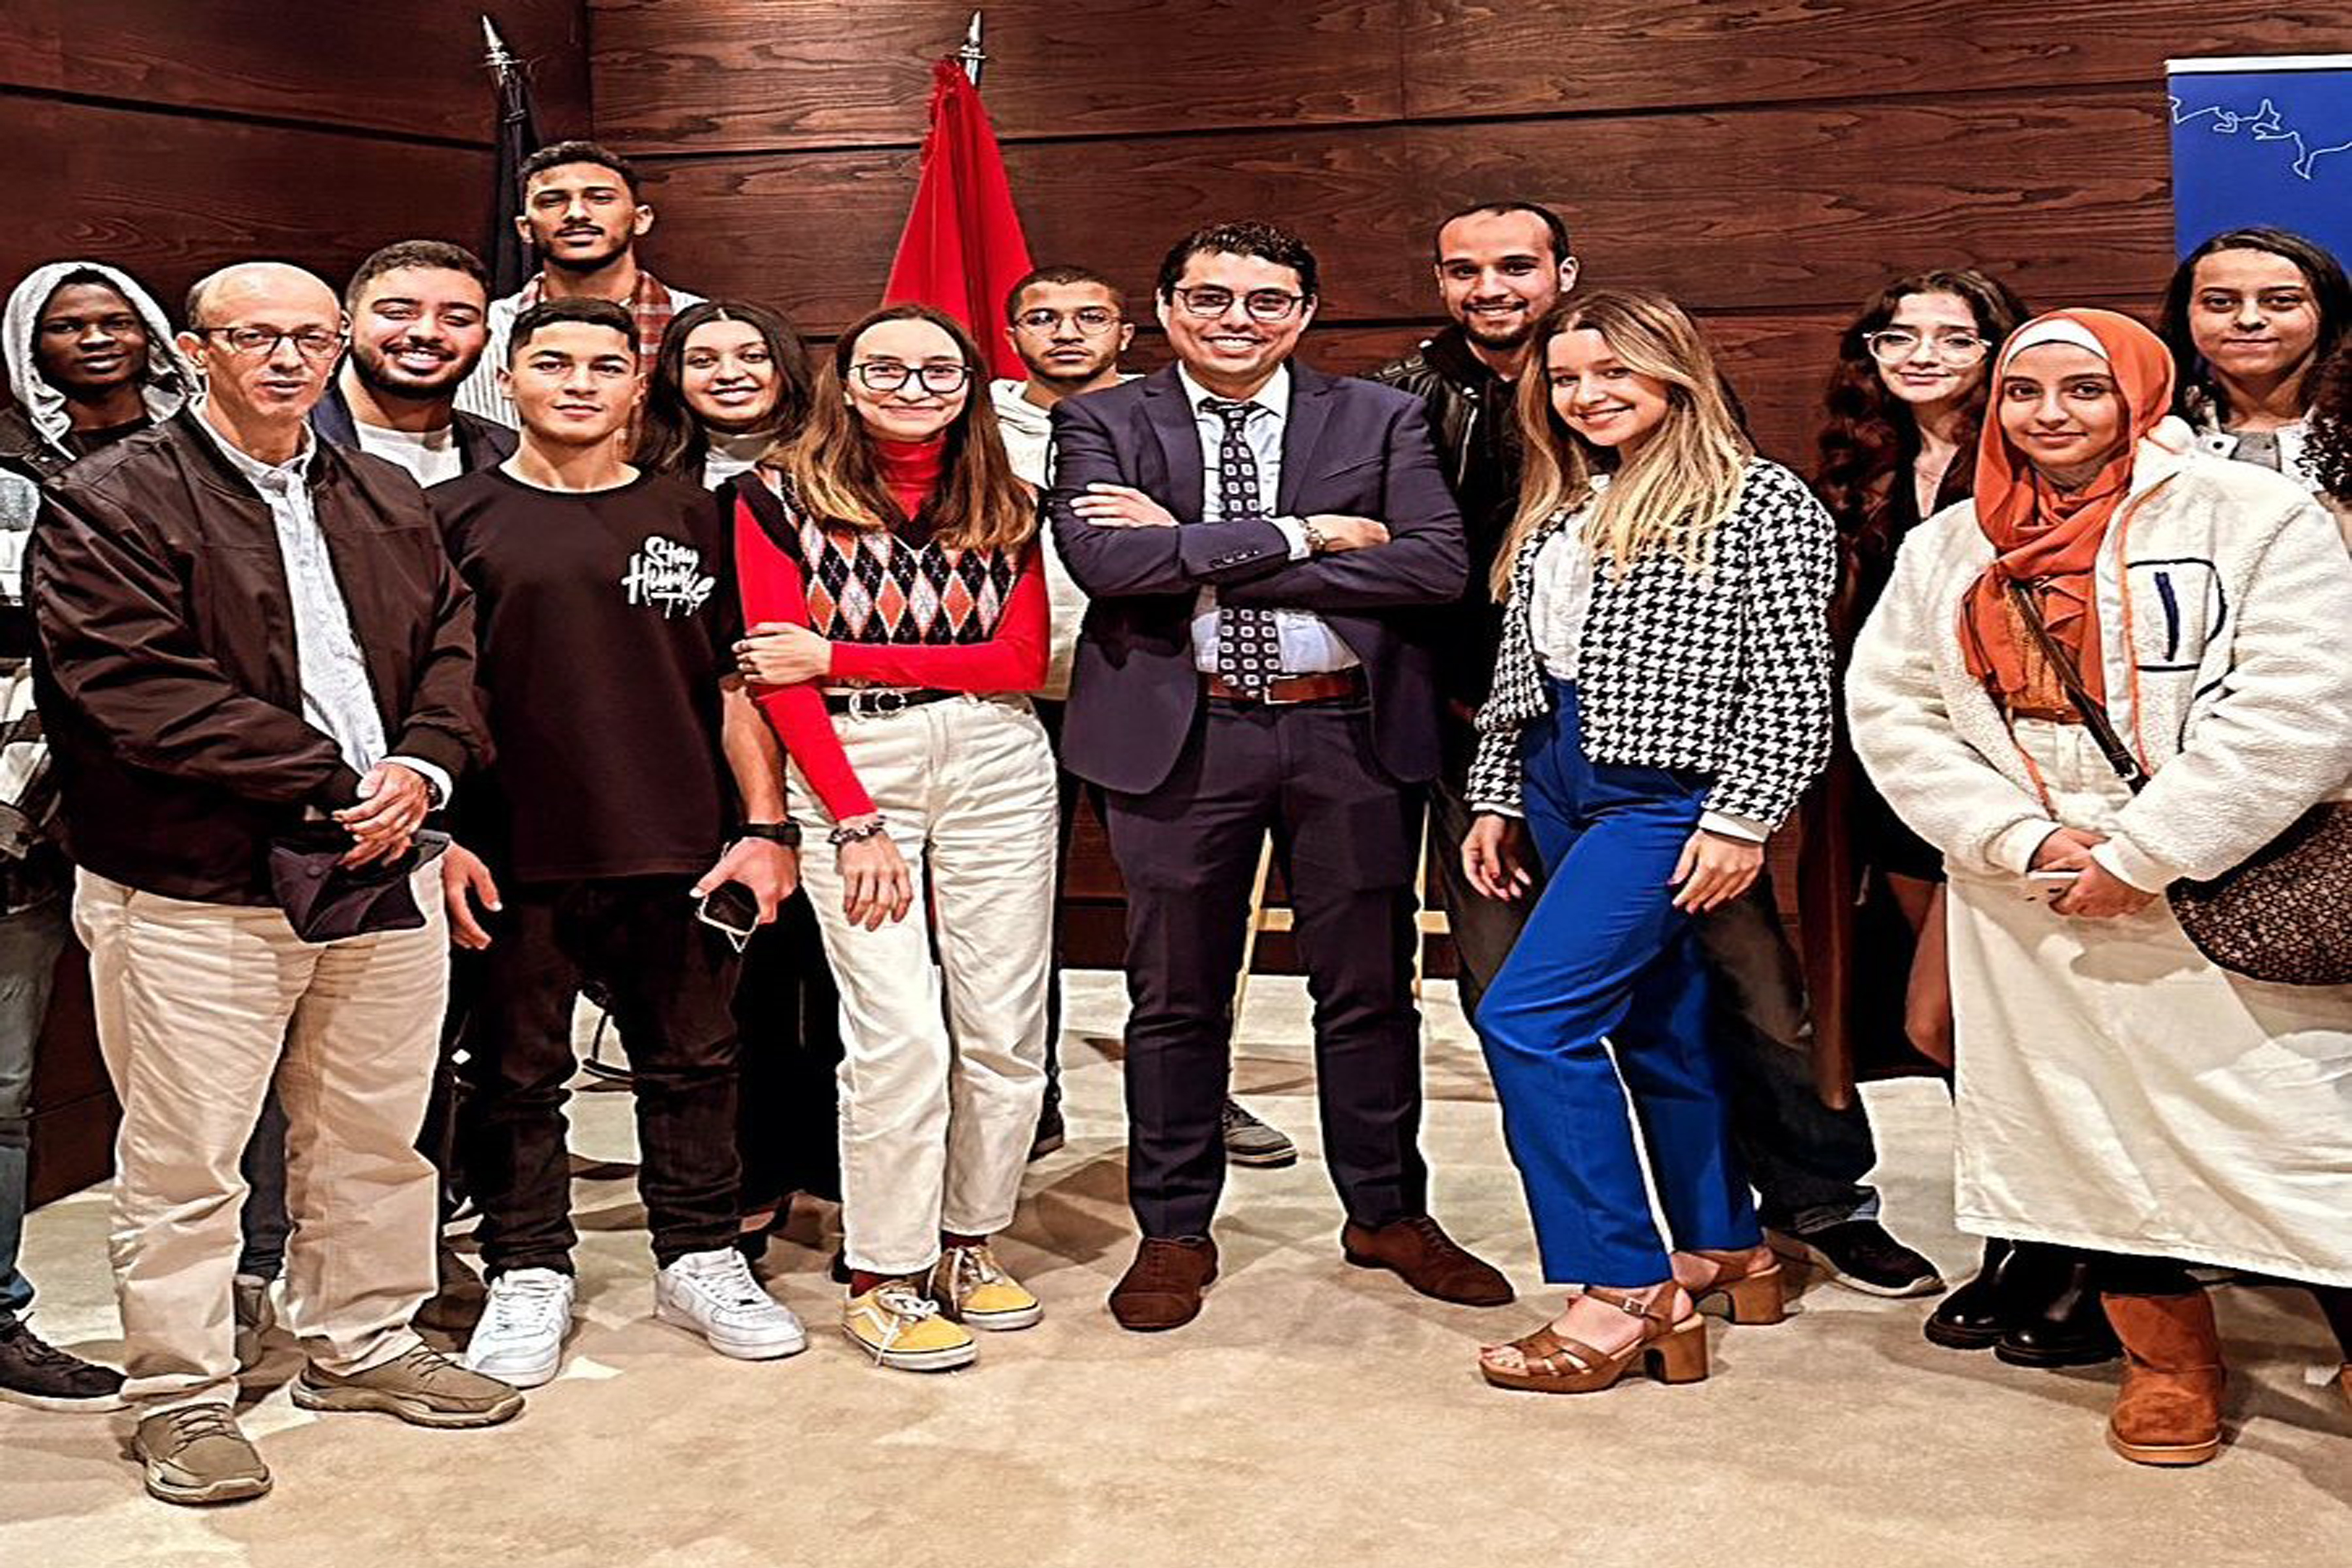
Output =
[{"x1": 788, "y1": 693, "x2": 1058, "y2": 1277}]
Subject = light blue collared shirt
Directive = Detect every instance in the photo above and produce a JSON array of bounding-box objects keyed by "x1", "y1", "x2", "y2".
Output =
[
  {"x1": 1177, "y1": 364, "x2": 1357, "y2": 676},
  {"x1": 193, "y1": 405, "x2": 453, "y2": 806}
]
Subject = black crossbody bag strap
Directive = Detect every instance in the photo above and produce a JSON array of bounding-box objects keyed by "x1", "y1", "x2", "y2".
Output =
[{"x1": 2003, "y1": 578, "x2": 2146, "y2": 794}]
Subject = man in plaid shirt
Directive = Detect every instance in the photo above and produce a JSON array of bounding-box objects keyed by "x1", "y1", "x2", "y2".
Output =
[{"x1": 456, "y1": 140, "x2": 702, "y2": 427}]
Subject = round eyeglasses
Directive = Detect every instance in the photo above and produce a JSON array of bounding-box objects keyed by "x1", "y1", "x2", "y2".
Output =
[{"x1": 1864, "y1": 328, "x2": 1989, "y2": 366}]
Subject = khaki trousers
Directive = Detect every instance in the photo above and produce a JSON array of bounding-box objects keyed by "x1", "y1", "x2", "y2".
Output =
[
  {"x1": 788, "y1": 694, "x2": 1057, "y2": 1278},
  {"x1": 74, "y1": 867, "x2": 448, "y2": 1411}
]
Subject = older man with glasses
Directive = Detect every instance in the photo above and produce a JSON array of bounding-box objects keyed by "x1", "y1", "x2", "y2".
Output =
[{"x1": 32, "y1": 260, "x2": 520, "y2": 1505}]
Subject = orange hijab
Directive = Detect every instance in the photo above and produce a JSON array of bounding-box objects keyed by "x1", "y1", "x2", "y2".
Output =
[{"x1": 1959, "y1": 309, "x2": 2175, "y2": 704}]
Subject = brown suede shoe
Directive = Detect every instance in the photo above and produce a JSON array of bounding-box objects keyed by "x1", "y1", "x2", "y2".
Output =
[
  {"x1": 1109, "y1": 1237, "x2": 1219, "y2": 1332},
  {"x1": 2102, "y1": 1291, "x2": 2225, "y2": 1466},
  {"x1": 1342, "y1": 1215, "x2": 1514, "y2": 1306}
]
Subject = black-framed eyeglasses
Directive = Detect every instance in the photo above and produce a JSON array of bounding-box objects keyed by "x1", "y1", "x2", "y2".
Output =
[
  {"x1": 1170, "y1": 286, "x2": 1307, "y2": 323},
  {"x1": 1863, "y1": 327, "x2": 1988, "y2": 366},
  {"x1": 849, "y1": 361, "x2": 972, "y2": 395},
  {"x1": 198, "y1": 325, "x2": 347, "y2": 361},
  {"x1": 1013, "y1": 307, "x2": 1122, "y2": 335}
]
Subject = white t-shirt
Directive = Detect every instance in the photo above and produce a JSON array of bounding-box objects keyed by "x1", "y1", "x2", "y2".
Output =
[{"x1": 352, "y1": 421, "x2": 465, "y2": 488}]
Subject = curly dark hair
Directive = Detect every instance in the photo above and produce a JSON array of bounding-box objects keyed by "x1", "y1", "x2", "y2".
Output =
[
  {"x1": 633, "y1": 298, "x2": 812, "y2": 480},
  {"x1": 2159, "y1": 226, "x2": 2352, "y2": 427},
  {"x1": 2306, "y1": 343, "x2": 2352, "y2": 503},
  {"x1": 1813, "y1": 269, "x2": 2028, "y2": 565},
  {"x1": 1155, "y1": 220, "x2": 1318, "y2": 300}
]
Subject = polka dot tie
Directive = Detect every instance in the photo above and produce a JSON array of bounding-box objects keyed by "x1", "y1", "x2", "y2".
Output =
[{"x1": 1203, "y1": 397, "x2": 1281, "y2": 695}]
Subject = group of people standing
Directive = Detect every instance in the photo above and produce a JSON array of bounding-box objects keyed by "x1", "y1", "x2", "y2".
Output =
[{"x1": 0, "y1": 136, "x2": 2344, "y2": 1506}]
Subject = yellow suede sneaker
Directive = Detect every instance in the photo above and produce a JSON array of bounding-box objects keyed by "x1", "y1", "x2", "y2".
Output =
[
  {"x1": 843, "y1": 1279, "x2": 977, "y2": 1372},
  {"x1": 929, "y1": 1244, "x2": 1044, "y2": 1331}
]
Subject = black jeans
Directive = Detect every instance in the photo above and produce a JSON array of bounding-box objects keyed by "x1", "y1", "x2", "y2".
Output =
[
  {"x1": 731, "y1": 890, "x2": 843, "y2": 1208},
  {"x1": 459, "y1": 875, "x2": 743, "y2": 1274}
]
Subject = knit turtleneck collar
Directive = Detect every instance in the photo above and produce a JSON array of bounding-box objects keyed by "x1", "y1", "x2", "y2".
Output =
[{"x1": 874, "y1": 434, "x2": 947, "y2": 521}]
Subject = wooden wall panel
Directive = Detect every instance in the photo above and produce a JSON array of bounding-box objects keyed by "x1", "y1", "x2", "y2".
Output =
[
  {"x1": 594, "y1": 0, "x2": 1403, "y2": 153},
  {"x1": 1401, "y1": 0, "x2": 2327, "y2": 119},
  {"x1": 62, "y1": 0, "x2": 591, "y2": 142},
  {"x1": 0, "y1": 0, "x2": 63, "y2": 93},
  {"x1": 48, "y1": 107, "x2": 495, "y2": 316}
]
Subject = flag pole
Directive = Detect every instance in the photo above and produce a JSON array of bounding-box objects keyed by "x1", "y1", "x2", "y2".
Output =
[
  {"x1": 956, "y1": 11, "x2": 987, "y2": 88},
  {"x1": 481, "y1": 14, "x2": 516, "y2": 76}
]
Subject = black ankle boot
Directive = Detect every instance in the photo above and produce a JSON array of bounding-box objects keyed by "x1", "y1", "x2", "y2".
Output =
[
  {"x1": 1924, "y1": 1237, "x2": 2021, "y2": 1351},
  {"x1": 1995, "y1": 1245, "x2": 2122, "y2": 1368}
]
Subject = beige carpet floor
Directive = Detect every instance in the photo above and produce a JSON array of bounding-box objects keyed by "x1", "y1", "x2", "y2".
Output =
[{"x1": 2, "y1": 973, "x2": 2346, "y2": 1567}]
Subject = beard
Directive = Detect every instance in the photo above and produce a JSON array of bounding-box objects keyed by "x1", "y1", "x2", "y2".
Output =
[
  {"x1": 348, "y1": 341, "x2": 472, "y2": 401},
  {"x1": 1460, "y1": 308, "x2": 1537, "y2": 352},
  {"x1": 539, "y1": 231, "x2": 631, "y2": 276}
]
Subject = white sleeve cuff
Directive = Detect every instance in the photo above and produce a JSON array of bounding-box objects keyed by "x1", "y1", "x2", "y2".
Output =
[
  {"x1": 1269, "y1": 516, "x2": 1313, "y2": 561},
  {"x1": 1698, "y1": 810, "x2": 1770, "y2": 844},
  {"x1": 2091, "y1": 836, "x2": 2177, "y2": 893},
  {"x1": 1988, "y1": 817, "x2": 2063, "y2": 877},
  {"x1": 384, "y1": 755, "x2": 455, "y2": 808}
]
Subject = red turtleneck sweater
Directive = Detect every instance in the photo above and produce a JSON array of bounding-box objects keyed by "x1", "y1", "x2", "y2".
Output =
[{"x1": 733, "y1": 436, "x2": 1047, "y2": 819}]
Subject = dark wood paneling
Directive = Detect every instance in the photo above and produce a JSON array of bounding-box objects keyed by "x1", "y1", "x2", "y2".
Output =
[
  {"x1": 640, "y1": 89, "x2": 2170, "y2": 352},
  {"x1": 41, "y1": 104, "x2": 494, "y2": 318},
  {"x1": 53, "y1": 0, "x2": 590, "y2": 143},
  {"x1": 0, "y1": 0, "x2": 64, "y2": 92},
  {"x1": 1401, "y1": 0, "x2": 2327, "y2": 120},
  {"x1": 637, "y1": 127, "x2": 1424, "y2": 327},
  {"x1": 593, "y1": 0, "x2": 1403, "y2": 154},
  {"x1": 1418, "y1": 92, "x2": 2175, "y2": 315}
]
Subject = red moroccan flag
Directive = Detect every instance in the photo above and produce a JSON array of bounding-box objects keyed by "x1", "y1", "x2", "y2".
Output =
[{"x1": 882, "y1": 59, "x2": 1034, "y2": 380}]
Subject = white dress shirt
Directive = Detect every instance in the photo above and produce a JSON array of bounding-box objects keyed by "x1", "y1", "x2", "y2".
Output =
[
  {"x1": 1176, "y1": 363, "x2": 1357, "y2": 676},
  {"x1": 352, "y1": 420, "x2": 464, "y2": 488},
  {"x1": 193, "y1": 407, "x2": 453, "y2": 806}
]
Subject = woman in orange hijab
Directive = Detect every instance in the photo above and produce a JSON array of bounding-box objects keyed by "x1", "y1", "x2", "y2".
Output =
[{"x1": 1848, "y1": 306, "x2": 2352, "y2": 1468}]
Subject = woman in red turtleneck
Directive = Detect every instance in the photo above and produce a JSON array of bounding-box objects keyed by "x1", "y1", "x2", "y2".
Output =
[{"x1": 730, "y1": 304, "x2": 1055, "y2": 1374}]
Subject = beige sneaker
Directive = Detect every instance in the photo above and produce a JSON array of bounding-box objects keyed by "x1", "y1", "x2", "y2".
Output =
[
  {"x1": 291, "y1": 1344, "x2": 524, "y2": 1428},
  {"x1": 134, "y1": 1403, "x2": 271, "y2": 1506},
  {"x1": 929, "y1": 1244, "x2": 1044, "y2": 1331},
  {"x1": 843, "y1": 1279, "x2": 977, "y2": 1372}
]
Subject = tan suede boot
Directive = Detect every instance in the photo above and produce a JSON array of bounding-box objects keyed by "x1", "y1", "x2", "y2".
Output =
[{"x1": 2101, "y1": 1291, "x2": 2225, "y2": 1466}]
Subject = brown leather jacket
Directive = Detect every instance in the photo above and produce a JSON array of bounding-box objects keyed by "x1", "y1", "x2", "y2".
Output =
[{"x1": 31, "y1": 408, "x2": 482, "y2": 904}]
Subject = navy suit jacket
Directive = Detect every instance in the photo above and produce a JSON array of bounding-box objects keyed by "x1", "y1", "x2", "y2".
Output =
[{"x1": 1046, "y1": 362, "x2": 1466, "y2": 794}]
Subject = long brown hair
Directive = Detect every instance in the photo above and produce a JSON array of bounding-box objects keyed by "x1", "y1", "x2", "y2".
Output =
[
  {"x1": 773, "y1": 304, "x2": 1033, "y2": 552},
  {"x1": 635, "y1": 298, "x2": 812, "y2": 479},
  {"x1": 1497, "y1": 289, "x2": 1751, "y2": 598},
  {"x1": 1812, "y1": 269, "x2": 2025, "y2": 562}
]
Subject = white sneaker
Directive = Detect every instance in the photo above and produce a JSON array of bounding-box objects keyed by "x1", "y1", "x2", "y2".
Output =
[
  {"x1": 461, "y1": 1268, "x2": 575, "y2": 1389},
  {"x1": 654, "y1": 1248, "x2": 808, "y2": 1361}
]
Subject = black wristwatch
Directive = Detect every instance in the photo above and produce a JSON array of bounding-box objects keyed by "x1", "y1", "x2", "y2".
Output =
[{"x1": 736, "y1": 820, "x2": 803, "y2": 848}]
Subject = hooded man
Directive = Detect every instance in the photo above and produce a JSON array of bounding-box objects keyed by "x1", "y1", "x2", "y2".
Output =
[{"x1": 0, "y1": 262, "x2": 193, "y2": 483}]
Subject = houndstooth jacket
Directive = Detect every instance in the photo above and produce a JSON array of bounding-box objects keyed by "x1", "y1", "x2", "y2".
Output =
[{"x1": 1467, "y1": 456, "x2": 1836, "y2": 828}]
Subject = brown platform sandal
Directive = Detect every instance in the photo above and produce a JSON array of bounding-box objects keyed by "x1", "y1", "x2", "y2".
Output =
[
  {"x1": 1676, "y1": 1248, "x2": 1788, "y2": 1325},
  {"x1": 1480, "y1": 1286, "x2": 1710, "y2": 1395}
]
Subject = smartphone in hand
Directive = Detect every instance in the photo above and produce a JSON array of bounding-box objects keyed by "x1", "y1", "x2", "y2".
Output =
[{"x1": 696, "y1": 882, "x2": 761, "y2": 951}]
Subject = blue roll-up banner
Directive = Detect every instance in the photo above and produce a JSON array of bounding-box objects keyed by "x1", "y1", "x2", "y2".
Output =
[{"x1": 2169, "y1": 54, "x2": 2352, "y2": 264}]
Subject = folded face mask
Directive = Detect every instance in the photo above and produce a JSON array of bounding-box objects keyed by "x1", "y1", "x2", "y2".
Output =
[{"x1": 267, "y1": 827, "x2": 450, "y2": 943}]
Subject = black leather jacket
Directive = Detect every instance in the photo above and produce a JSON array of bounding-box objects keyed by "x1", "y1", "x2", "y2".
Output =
[{"x1": 1367, "y1": 326, "x2": 1523, "y2": 739}]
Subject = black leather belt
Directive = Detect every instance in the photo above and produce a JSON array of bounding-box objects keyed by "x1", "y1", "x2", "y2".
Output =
[{"x1": 824, "y1": 688, "x2": 960, "y2": 718}]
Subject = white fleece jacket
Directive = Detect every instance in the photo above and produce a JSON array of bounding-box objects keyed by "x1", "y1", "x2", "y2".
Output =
[{"x1": 1847, "y1": 419, "x2": 2352, "y2": 891}]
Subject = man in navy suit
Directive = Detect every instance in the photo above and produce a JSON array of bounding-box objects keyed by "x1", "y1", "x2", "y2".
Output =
[{"x1": 1048, "y1": 221, "x2": 1513, "y2": 1330}]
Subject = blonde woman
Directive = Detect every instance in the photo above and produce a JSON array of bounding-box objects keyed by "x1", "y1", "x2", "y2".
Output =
[{"x1": 1461, "y1": 289, "x2": 1836, "y2": 1393}]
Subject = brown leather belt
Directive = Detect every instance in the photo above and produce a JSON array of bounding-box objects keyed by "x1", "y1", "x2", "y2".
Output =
[
  {"x1": 1202, "y1": 668, "x2": 1366, "y2": 706},
  {"x1": 2003, "y1": 701, "x2": 2084, "y2": 725}
]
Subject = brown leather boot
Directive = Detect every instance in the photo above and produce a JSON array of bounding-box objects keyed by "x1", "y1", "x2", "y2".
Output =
[{"x1": 2102, "y1": 1290, "x2": 2225, "y2": 1466}]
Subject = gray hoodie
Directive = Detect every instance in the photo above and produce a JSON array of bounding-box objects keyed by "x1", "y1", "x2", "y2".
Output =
[{"x1": 1, "y1": 260, "x2": 192, "y2": 476}]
